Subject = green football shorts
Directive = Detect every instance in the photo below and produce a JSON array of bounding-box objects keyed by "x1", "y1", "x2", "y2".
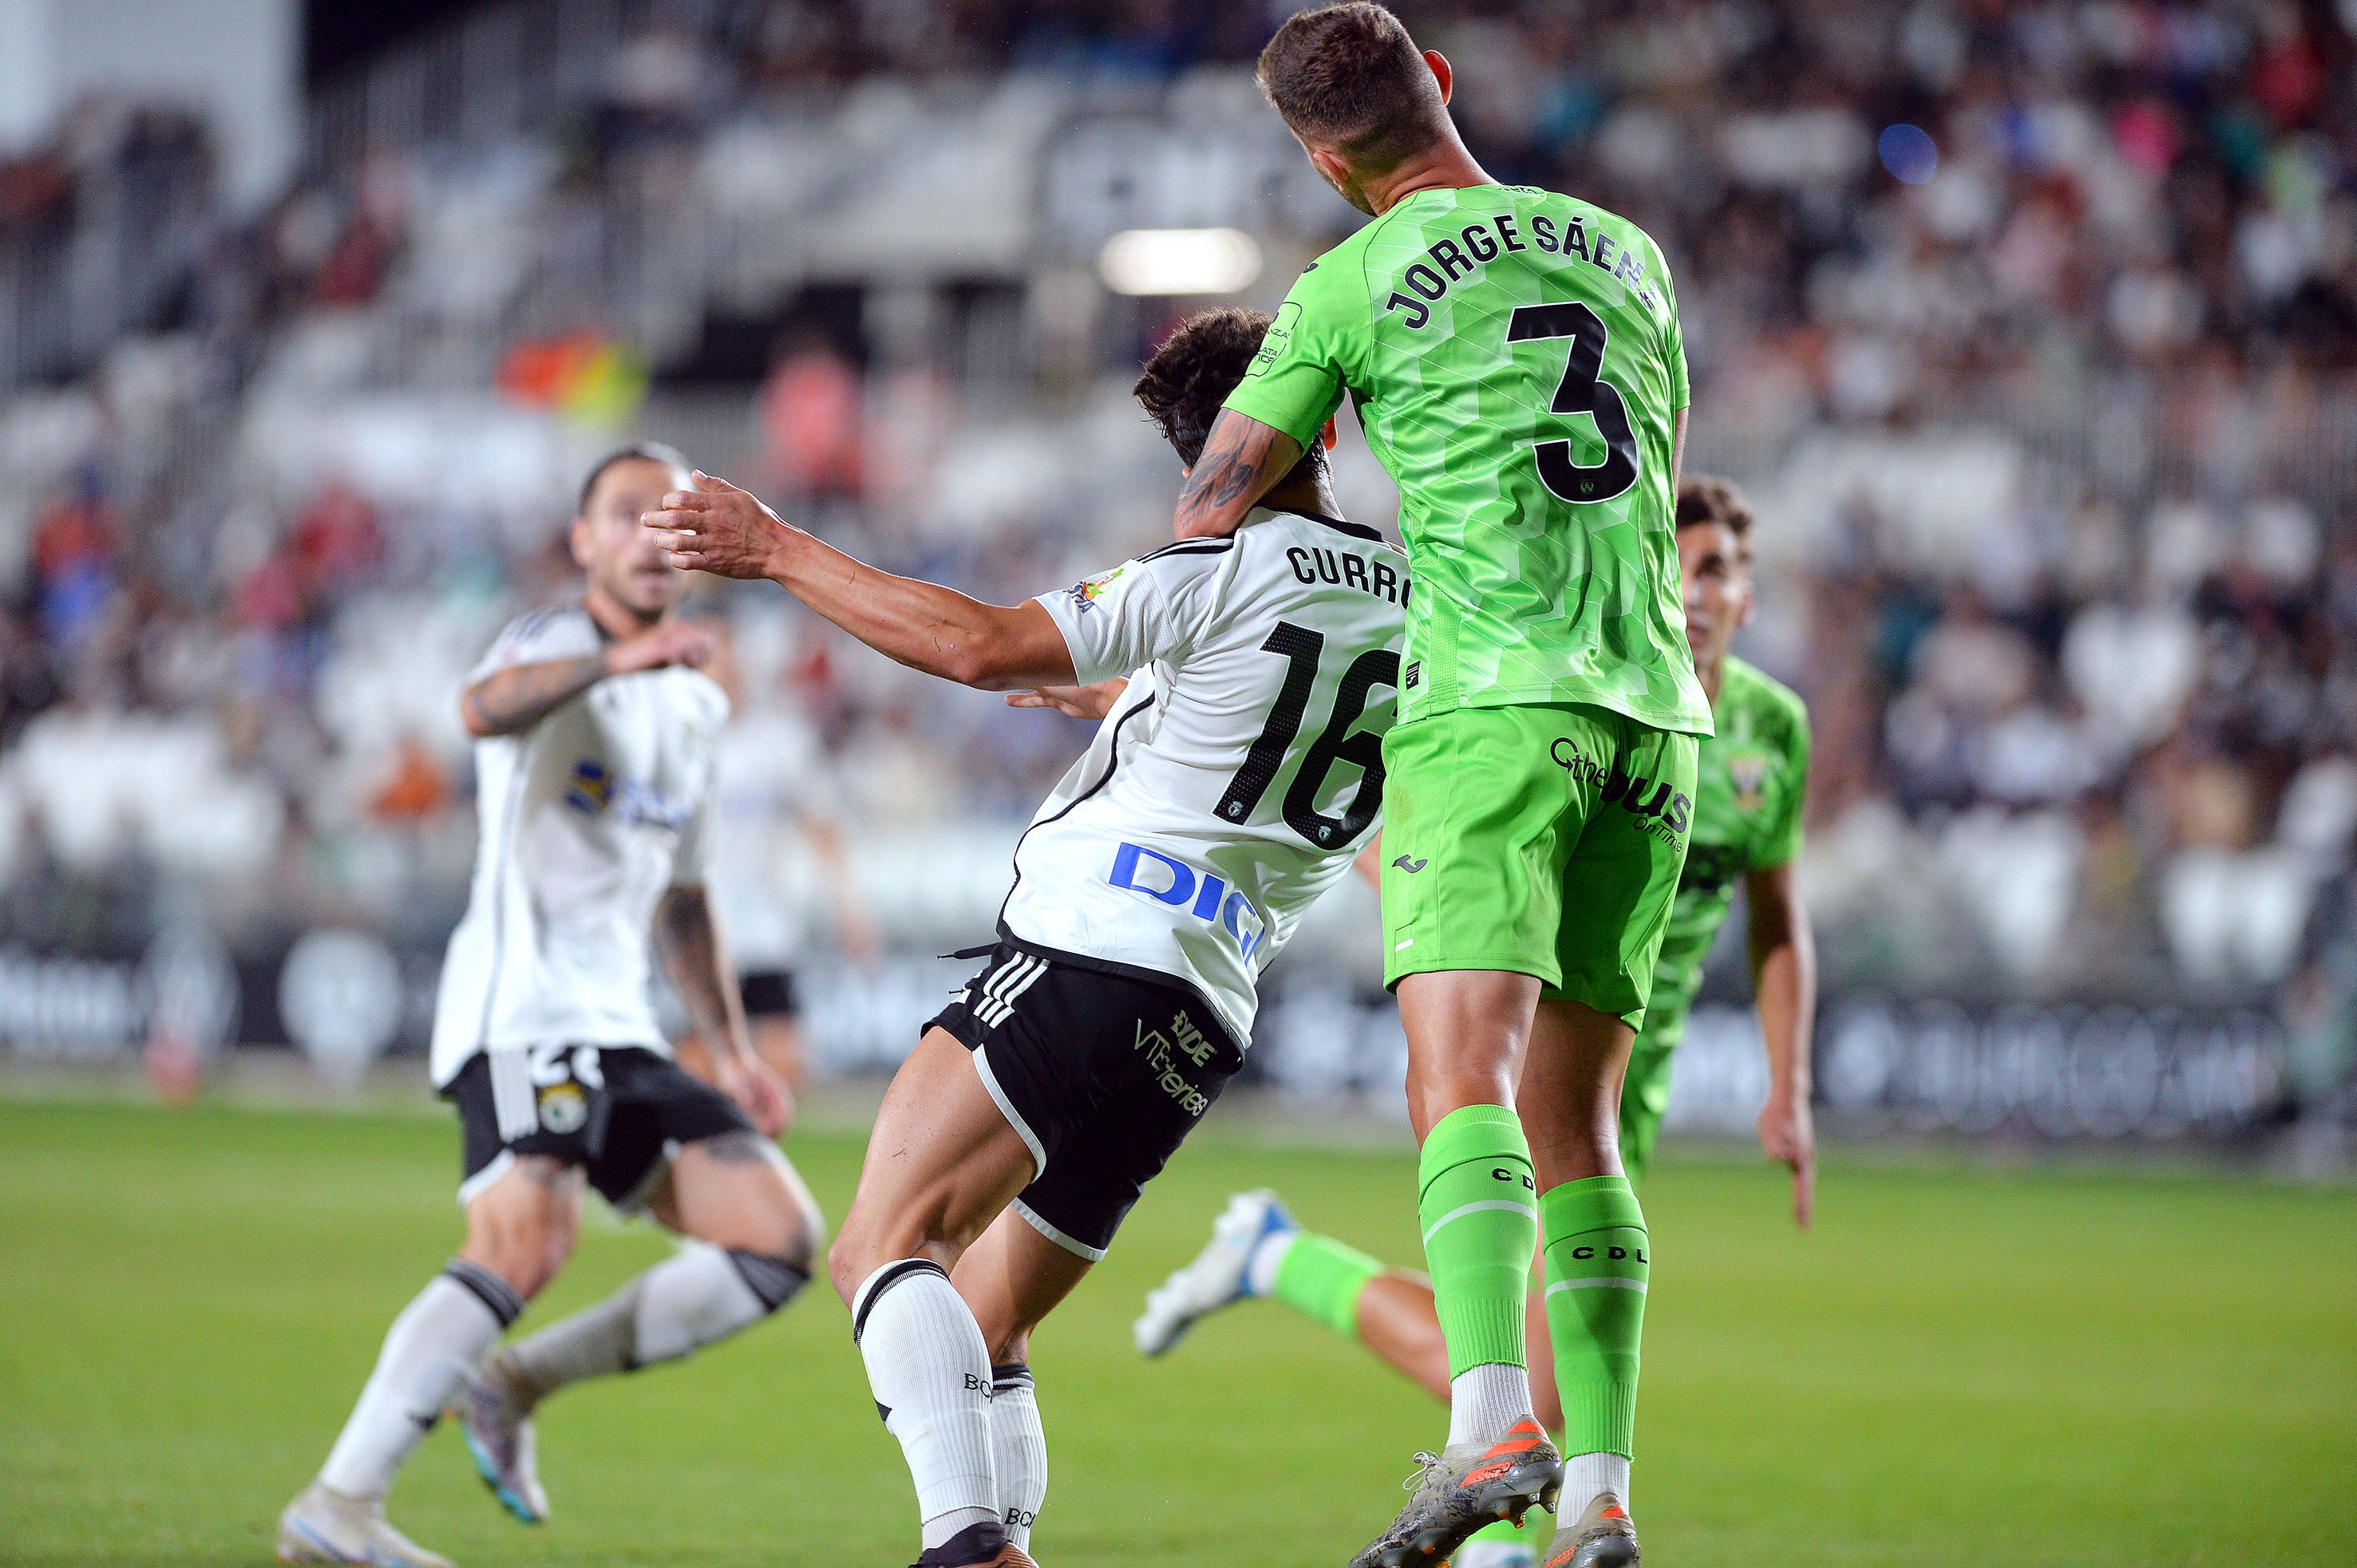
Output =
[{"x1": 1379, "y1": 702, "x2": 1699, "y2": 1028}]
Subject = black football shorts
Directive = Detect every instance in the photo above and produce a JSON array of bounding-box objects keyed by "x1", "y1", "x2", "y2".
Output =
[
  {"x1": 928, "y1": 942, "x2": 1242, "y2": 1261},
  {"x1": 444, "y1": 1044, "x2": 751, "y2": 1207}
]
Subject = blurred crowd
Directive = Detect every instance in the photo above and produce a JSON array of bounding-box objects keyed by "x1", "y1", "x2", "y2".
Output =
[{"x1": 2, "y1": 1, "x2": 2355, "y2": 1080}]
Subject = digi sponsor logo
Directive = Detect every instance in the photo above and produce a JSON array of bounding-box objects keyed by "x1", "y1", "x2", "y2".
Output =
[
  {"x1": 1107, "y1": 843, "x2": 1267, "y2": 962},
  {"x1": 1551, "y1": 738, "x2": 1690, "y2": 843}
]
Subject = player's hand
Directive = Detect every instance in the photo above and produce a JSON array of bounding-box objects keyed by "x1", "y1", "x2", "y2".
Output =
[
  {"x1": 645, "y1": 471, "x2": 797, "y2": 581},
  {"x1": 713, "y1": 1048, "x2": 793, "y2": 1139},
  {"x1": 605, "y1": 618, "x2": 714, "y2": 675},
  {"x1": 1004, "y1": 678, "x2": 1129, "y2": 721},
  {"x1": 1759, "y1": 1092, "x2": 1815, "y2": 1229}
]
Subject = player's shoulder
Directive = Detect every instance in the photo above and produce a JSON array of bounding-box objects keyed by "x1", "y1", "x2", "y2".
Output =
[
  {"x1": 478, "y1": 600, "x2": 599, "y2": 669},
  {"x1": 1723, "y1": 656, "x2": 1809, "y2": 738},
  {"x1": 1531, "y1": 184, "x2": 1671, "y2": 259}
]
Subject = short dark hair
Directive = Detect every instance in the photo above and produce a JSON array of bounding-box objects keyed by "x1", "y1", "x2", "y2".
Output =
[
  {"x1": 1134, "y1": 308, "x2": 1327, "y2": 487},
  {"x1": 1677, "y1": 475, "x2": 1754, "y2": 545},
  {"x1": 578, "y1": 442, "x2": 690, "y2": 515},
  {"x1": 1257, "y1": 3, "x2": 1448, "y2": 172}
]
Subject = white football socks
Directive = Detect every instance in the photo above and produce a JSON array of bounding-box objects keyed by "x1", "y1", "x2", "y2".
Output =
[
  {"x1": 989, "y1": 1363, "x2": 1046, "y2": 1550},
  {"x1": 1244, "y1": 1229, "x2": 1295, "y2": 1297},
  {"x1": 854, "y1": 1260, "x2": 1000, "y2": 1550},
  {"x1": 497, "y1": 1242, "x2": 805, "y2": 1404},
  {"x1": 1447, "y1": 1361, "x2": 1536, "y2": 1448},
  {"x1": 1560, "y1": 1450, "x2": 1631, "y2": 1510},
  {"x1": 319, "y1": 1262, "x2": 522, "y2": 1499}
]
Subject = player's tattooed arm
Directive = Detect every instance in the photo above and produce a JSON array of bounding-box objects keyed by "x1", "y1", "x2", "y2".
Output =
[
  {"x1": 1746, "y1": 859, "x2": 1817, "y2": 1229},
  {"x1": 1172, "y1": 409, "x2": 1303, "y2": 540},
  {"x1": 655, "y1": 884, "x2": 790, "y2": 1136},
  {"x1": 461, "y1": 622, "x2": 714, "y2": 737},
  {"x1": 647, "y1": 472, "x2": 1078, "y2": 692}
]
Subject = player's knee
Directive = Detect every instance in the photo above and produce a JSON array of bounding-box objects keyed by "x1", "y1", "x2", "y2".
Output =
[
  {"x1": 748, "y1": 1183, "x2": 824, "y2": 1274},
  {"x1": 825, "y1": 1227, "x2": 872, "y2": 1309}
]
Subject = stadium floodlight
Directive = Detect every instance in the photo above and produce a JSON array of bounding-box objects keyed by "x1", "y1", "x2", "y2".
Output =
[{"x1": 1097, "y1": 228, "x2": 1264, "y2": 296}]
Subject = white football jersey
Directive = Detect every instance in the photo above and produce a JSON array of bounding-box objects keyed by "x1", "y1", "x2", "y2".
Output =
[
  {"x1": 1014, "y1": 506, "x2": 1409, "y2": 1047},
  {"x1": 429, "y1": 604, "x2": 729, "y2": 1086}
]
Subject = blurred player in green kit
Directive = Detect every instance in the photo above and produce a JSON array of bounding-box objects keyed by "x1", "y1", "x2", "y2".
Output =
[
  {"x1": 1137, "y1": 476, "x2": 1815, "y2": 1568},
  {"x1": 1168, "y1": 6, "x2": 1715, "y2": 1563}
]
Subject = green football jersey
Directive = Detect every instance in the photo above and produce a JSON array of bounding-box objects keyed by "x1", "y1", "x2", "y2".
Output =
[
  {"x1": 1636, "y1": 655, "x2": 1810, "y2": 1056},
  {"x1": 1225, "y1": 183, "x2": 1710, "y2": 735}
]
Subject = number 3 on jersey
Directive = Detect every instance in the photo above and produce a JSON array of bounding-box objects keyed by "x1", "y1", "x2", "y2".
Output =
[
  {"x1": 1214, "y1": 622, "x2": 1397, "y2": 849},
  {"x1": 1507, "y1": 302, "x2": 1639, "y2": 505}
]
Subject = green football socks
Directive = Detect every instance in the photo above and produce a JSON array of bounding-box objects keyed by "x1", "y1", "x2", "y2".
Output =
[
  {"x1": 1269, "y1": 1231, "x2": 1385, "y2": 1338},
  {"x1": 1418, "y1": 1104, "x2": 1540, "y2": 1377},
  {"x1": 1540, "y1": 1175, "x2": 1648, "y2": 1458}
]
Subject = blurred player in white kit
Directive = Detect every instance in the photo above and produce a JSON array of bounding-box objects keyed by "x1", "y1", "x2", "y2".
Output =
[{"x1": 276, "y1": 444, "x2": 824, "y2": 1568}]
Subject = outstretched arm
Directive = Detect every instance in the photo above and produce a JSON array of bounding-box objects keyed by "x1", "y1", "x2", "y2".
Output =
[
  {"x1": 647, "y1": 472, "x2": 1076, "y2": 691},
  {"x1": 1172, "y1": 409, "x2": 1303, "y2": 540},
  {"x1": 1746, "y1": 859, "x2": 1817, "y2": 1228}
]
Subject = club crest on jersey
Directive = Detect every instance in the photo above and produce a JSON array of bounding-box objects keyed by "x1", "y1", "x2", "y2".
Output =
[
  {"x1": 565, "y1": 760, "x2": 614, "y2": 813},
  {"x1": 1107, "y1": 843, "x2": 1267, "y2": 962},
  {"x1": 564, "y1": 759, "x2": 697, "y2": 828},
  {"x1": 1067, "y1": 565, "x2": 1127, "y2": 612},
  {"x1": 1726, "y1": 752, "x2": 1770, "y2": 810}
]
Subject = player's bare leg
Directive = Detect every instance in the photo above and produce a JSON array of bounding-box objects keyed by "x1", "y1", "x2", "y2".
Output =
[
  {"x1": 279, "y1": 1158, "x2": 578, "y2": 1565},
  {"x1": 461, "y1": 1135, "x2": 821, "y2": 1523},
  {"x1": 1520, "y1": 998, "x2": 1644, "y2": 1568},
  {"x1": 950, "y1": 1207, "x2": 1094, "y2": 1556},
  {"x1": 830, "y1": 1027, "x2": 1042, "y2": 1568}
]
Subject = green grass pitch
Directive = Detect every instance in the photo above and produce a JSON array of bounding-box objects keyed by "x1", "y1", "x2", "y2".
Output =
[{"x1": 2, "y1": 1097, "x2": 2352, "y2": 1566}]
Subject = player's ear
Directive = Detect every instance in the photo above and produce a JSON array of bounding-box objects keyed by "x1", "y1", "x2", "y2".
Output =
[
  {"x1": 1425, "y1": 50, "x2": 1453, "y2": 105},
  {"x1": 1307, "y1": 141, "x2": 1352, "y2": 193},
  {"x1": 1737, "y1": 574, "x2": 1758, "y2": 629},
  {"x1": 567, "y1": 515, "x2": 595, "y2": 571},
  {"x1": 1319, "y1": 417, "x2": 1339, "y2": 452}
]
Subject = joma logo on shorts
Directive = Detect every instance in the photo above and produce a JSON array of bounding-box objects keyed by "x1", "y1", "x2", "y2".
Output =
[{"x1": 1551, "y1": 739, "x2": 1691, "y2": 835}]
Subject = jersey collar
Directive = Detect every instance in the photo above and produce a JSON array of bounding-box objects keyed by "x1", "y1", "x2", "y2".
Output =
[{"x1": 1257, "y1": 505, "x2": 1384, "y2": 543}]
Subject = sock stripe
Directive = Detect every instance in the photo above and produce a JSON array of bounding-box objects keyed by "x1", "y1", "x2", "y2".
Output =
[
  {"x1": 725, "y1": 1249, "x2": 811, "y2": 1313},
  {"x1": 442, "y1": 1260, "x2": 525, "y2": 1328},
  {"x1": 850, "y1": 1258, "x2": 949, "y2": 1345},
  {"x1": 1421, "y1": 1198, "x2": 1538, "y2": 1247},
  {"x1": 1548, "y1": 1277, "x2": 1647, "y2": 1294},
  {"x1": 991, "y1": 1361, "x2": 1033, "y2": 1390}
]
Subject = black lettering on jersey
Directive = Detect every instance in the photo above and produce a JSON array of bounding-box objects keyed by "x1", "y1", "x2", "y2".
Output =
[
  {"x1": 1403, "y1": 262, "x2": 1447, "y2": 301},
  {"x1": 1385, "y1": 290, "x2": 1431, "y2": 330},
  {"x1": 1497, "y1": 214, "x2": 1527, "y2": 252},
  {"x1": 1286, "y1": 546, "x2": 1318, "y2": 585},
  {"x1": 1532, "y1": 214, "x2": 1559, "y2": 252},
  {"x1": 1311, "y1": 547, "x2": 1341, "y2": 584},
  {"x1": 1342, "y1": 553, "x2": 1370, "y2": 592},
  {"x1": 1428, "y1": 236, "x2": 1473, "y2": 280},
  {"x1": 1615, "y1": 250, "x2": 1645, "y2": 287},
  {"x1": 1461, "y1": 223, "x2": 1498, "y2": 263},
  {"x1": 1372, "y1": 559, "x2": 1401, "y2": 603},
  {"x1": 1590, "y1": 231, "x2": 1618, "y2": 273},
  {"x1": 1561, "y1": 217, "x2": 1591, "y2": 263}
]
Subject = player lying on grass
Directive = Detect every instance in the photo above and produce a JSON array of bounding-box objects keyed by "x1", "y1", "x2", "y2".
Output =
[
  {"x1": 1169, "y1": 9, "x2": 1716, "y2": 1565},
  {"x1": 647, "y1": 308, "x2": 1406, "y2": 1568},
  {"x1": 278, "y1": 445, "x2": 825, "y2": 1568},
  {"x1": 1134, "y1": 476, "x2": 1816, "y2": 1568}
]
